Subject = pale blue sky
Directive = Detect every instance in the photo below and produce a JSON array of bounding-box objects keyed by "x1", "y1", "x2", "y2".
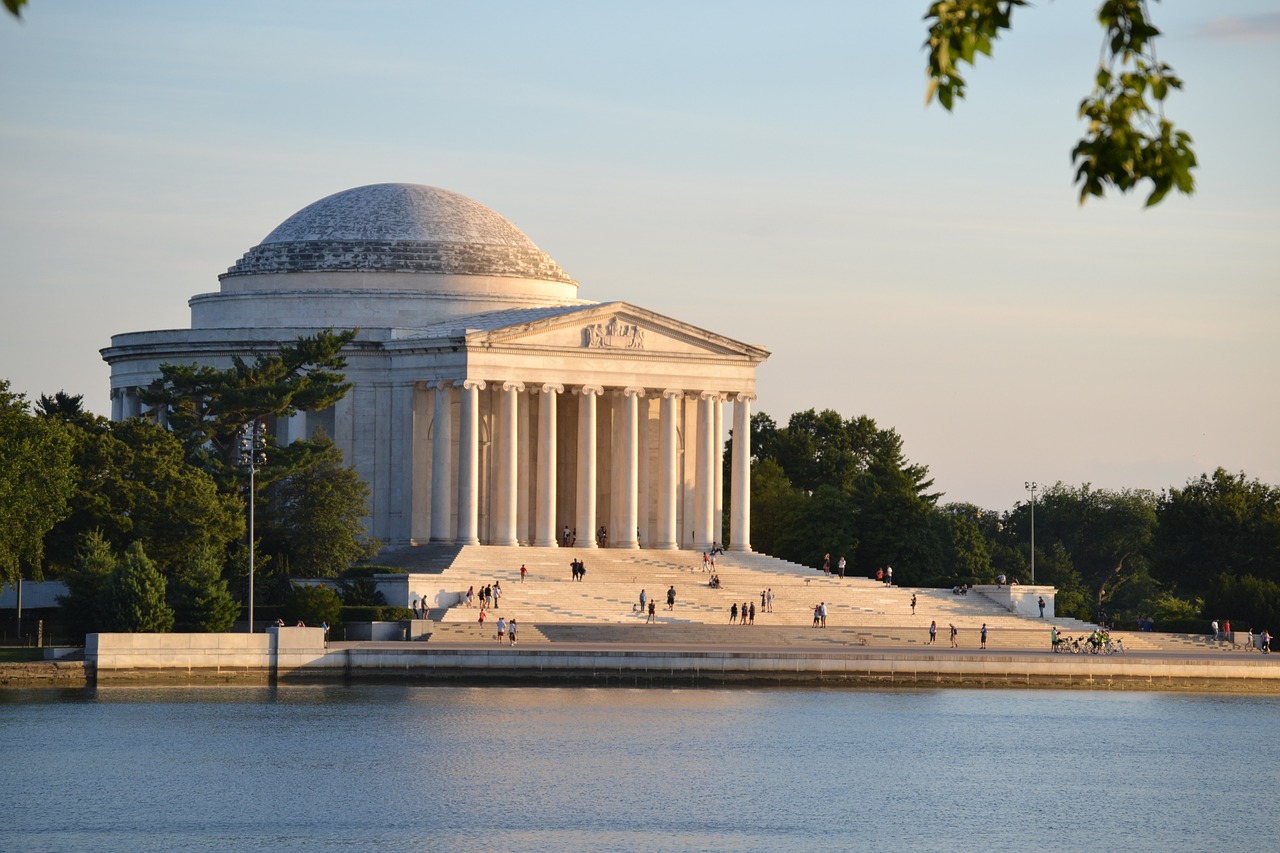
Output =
[{"x1": 2, "y1": 1, "x2": 1277, "y2": 510}]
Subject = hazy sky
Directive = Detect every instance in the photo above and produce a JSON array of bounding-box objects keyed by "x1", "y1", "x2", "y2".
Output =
[{"x1": 2, "y1": 1, "x2": 1277, "y2": 511}]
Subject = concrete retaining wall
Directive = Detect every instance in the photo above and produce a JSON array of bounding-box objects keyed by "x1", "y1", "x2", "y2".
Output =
[
  {"x1": 88, "y1": 627, "x2": 326, "y2": 676},
  {"x1": 973, "y1": 585, "x2": 1055, "y2": 619}
]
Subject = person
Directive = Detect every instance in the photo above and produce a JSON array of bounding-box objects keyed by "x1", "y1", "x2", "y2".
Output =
[
  {"x1": 1262, "y1": 630, "x2": 1271, "y2": 654},
  {"x1": 1038, "y1": 596, "x2": 1046, "y2": 618},
  {"x1": 996, "y1": 574, "x2": 1006, "y2": 589},
  {"x1": 295, "y1": 620, "x2": 305, "y2": 627},
  {"x1": 1247, "y1": 627, "x2": 1255, "y2": 651},
  {"x1": 910, "y1": 593, "x2": 917, "y2": 615},
  {"x1": 766, "y1": 588, "x2": 774, "y2": 613},
  {"x1": 885, "y1": 566, "x2": 893, "y2": 586},
  {"x1": 1051, "y1": 626, "x2": 1060, "y2": 651},
  {"x1": 822, "y1": 553, "x2": 830, "y2": 576},
  {"x1": 667, "y1": 586, "x2": 676, "y2": 610},
  {"x1": 741, "y1": 601, "x2": 749, "y2": 625},
  {"x1": 929, "y1": 620, "x2": 937, "y2": 644},
  {"x1": 761, "y1": 589, "x2": 767, "y2": 612},
  {"x1": 520, "y1": 564, "x2": 527, "y2": 583},
  {"x1": 837, "y1": 556, "x2": 846, "y2": 577},
  {"x1": 321, "y1": 621, "x2": 330, "y2": 649},
  {"x1": 820, "y1": 602, "x2": 828, "y2": 628},
  {"x1": 508, "y1": 619, "x2": 517, "y2": 645},
  {"x1": 496, "y1": 616, "x2": 507, "y2": 643},
  {"x1": 412, "y1": 597, "x2": 421, "y2": 619},
  {"x1": 949, "y1": 624, "x2": 958, "y2": 648},
  {"x1": 639, "y1": 589, "x2": 647, "y2": 612},
  {"x1": 466, "y1": 585, "x2": 475, "y2": 608},
  {"x1": 563, "y1": 525, "x2": 571, "y2": 547},
  {"x1": 980, "y1": 623, "x2": 988, "y2": 650},
  {"x1": 703, "y1": 552, "x2": 711, "y2": 571},
  {"x1": 1211, "y1": 619, "x2": 1220, "y2": 640},
  {"x1": 1224, "y1": 619, "x2": 1232, "y2": 642},
  {"x1": 812, "y1": 603, "x2": 821, "y2": 628},
  {"x1": 478, "y1": 609, "x2": 487, "y2": 627},
  {"x1": 493, "y1": 581, "x2": 502, "y2": 607},
  {"x1": 274, "y1": 618, "x2": 286, "y2": 627},
  {"x1": 730, "y1": 602, "x2": 738, "y2": 623},
  {"x1": 647, "y1": 600, "x2": 656, "y2": 623},
  {"x1": 597, "y1": 526, "x2": 608, "y2": 547},
  {"x1": 749, "y1": 602, "x2": 756, "y2": 625},
  {"x1": 875, "y1": 567, "x2": 883, "y2": 584}
]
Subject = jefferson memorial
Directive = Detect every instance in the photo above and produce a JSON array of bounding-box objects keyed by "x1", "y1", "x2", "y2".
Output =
[{"x1": 101, "y1": 183, "x2": 769, "y2": 554}]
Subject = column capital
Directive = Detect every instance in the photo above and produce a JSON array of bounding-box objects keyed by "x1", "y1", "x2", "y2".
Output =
[
  {"x1": 461, "y1": 379, "x2": 487, "y2": 392},
  {"x1": 578, "y1": 384, "x2": 604, "y2": 397},
  {"x1": 623, "y1": 386, "x2": 646, "y2": 398},
  {"x1": 537, "y1": 382, "x2": 564, "y2": 395},
  {"x1": 733, "y1": 392, "x2": 757, "y2": 403},
  {"x1": 661, "y1": 389, "x2": 685, "y2": 401},
  {"x1": 699, "y1": 390, "x2": 723, "y2": 402},
  {"x1": 434, "y1": 379, "x2": 456, "y2": 391},
  {"x1": 502, "y1": 381, "x2": 526, "y2": 393}
]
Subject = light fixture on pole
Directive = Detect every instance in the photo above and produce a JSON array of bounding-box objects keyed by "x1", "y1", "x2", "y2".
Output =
[
  {"x1": 1024, "y1": 481, "x2": 1039, "y2": 585},
  {"x1": 239, "y1": 420, "x2": 268, "y2": 633}
]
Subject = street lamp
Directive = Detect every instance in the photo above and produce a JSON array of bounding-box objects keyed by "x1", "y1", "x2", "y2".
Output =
[
  {"x1": 1024, "y1": 481, "x2": 1039, "y2": 585},
  {"x1": 239, "y1": 420, "x2": 268, "y2": 632}
]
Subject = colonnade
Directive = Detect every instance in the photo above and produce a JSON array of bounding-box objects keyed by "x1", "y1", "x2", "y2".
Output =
[{"x1": 426, "y1": 381, "x2": 754, "y2": 552}]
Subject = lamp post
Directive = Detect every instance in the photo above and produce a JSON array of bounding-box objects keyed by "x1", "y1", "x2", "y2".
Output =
[
  {"x1": 239, "y1": 420, "x2": 267, "y2": 632},
  {"x1": 1023, "y1": 480, "x2": 1038, "y2": 585}
]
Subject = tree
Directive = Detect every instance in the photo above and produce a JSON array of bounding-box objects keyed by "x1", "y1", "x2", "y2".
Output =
[
  {"x1": 4, "y1": 0, "x2": 27, "y2": 21},
  {"x1": 0, "y1": 380, "x2": 75, "y2": 586},
  {"x1": 285, "y1": 584, "x2": 342, "y2": 628},
  {"x1": 1152, "y1": 469, "x2": 1280, "y2": 597},
  {"x1": 40, "y1": 414, "x2": 243, "y2": 577},
  {"x1": 169, "y1": 545, "x2": 240, "y2": 633},
  {"x1": 57, "y1": 529, "x2": 118, "y2": 641},
  {"x1": 258, "y1": 433, "x2": 382, "y2": 578},
  {"x1": 139, "y1": 329, "x2": 357, "y2": 489},
  {"x1": 925, "y1": 0, "x2": 1196, "y2": 206},
  {"x1": 101, "y1": 541, "x2": 175, "y2": 633}
]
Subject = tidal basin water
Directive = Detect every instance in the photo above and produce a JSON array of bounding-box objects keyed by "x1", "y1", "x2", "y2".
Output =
[{"x1": 4, "y1": 684, "x2": 1278, "y2": 852}]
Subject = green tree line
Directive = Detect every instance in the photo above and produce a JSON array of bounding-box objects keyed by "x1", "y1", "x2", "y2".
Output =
[
  {"x1": 1, "y1": 331, "x2": 382, "y2": 640},
  {"x1": 737, "y1": 409, "x2": 1280, "y2": 630}
]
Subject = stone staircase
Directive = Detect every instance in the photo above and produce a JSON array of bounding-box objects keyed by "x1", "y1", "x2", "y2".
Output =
[{"x1": 391, "y1": 545, "x2": 1163, "y2": 651}]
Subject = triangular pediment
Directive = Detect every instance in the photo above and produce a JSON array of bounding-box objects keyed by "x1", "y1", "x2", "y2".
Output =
[{"x1": 471, "y1": 302, "x2": 768, "y2": 360}]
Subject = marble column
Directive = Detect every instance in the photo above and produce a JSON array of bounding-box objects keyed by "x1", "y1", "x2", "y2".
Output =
[
  {"x1": 575, "y1": 385, "x2": 602, "y2": 548},
  {"x1": 655, "y1": 390, "x2": 682, "y2": 549},
  {"x1": 517, "y1": 386, "x2": 532, "y2": 544},
  {"x1": 617, "y1": 387, "x2": 644, "y2": 548},
  {"x1": 493, "y1": 381, "x2": 523, "y2": 546},
  {"x1": 456, "y1": 379, "x2": 485, "y2": 545},
  {"x1": 536, "y1": 383, "x2": 562, "y2": 547},
  {"x1": 286, "y1": 410, "x2": 307, "y2": 446},
  {"x1": 730, "y1": 392, "x2": 755, "y2": 552},
  {"x1": 713, "y1": 393, "x2": 724, "y2": 548},
  {"x1": 110, "y1": 388, "x2": 123, "y2": 422},
  {"x1": 695, "y1": 391, "x2": 718, "y2": 551},
  {"x1": 430, "y1": 381, "x2": 455, "y2": 543},
  {"x1": 636, "y1": 394, "x2": 650, "y2": 546}
]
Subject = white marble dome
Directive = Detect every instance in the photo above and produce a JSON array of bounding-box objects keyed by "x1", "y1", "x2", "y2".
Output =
[{"x1": 220, "y1": 183, "x2": 574, "y2": 285}]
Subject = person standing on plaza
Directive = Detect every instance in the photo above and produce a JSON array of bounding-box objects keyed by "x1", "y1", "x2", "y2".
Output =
[
  {"x1": 813, "y1": 604, "x2": 821, "y2": 628},
  {"x1": 647, "y1": 600, "x2": 656, "y2": 623},
  {"x1": 640, "y1": 589, "x2": 647, "y2": 613},
  {"x1": 496, "y1": 616, "x2": 506, "y2": 643},
  {"x1": 520, "y1": 564, "x2": 527, "y2": 583},
  {"x1": 667, "y1": 586, "x2": 676, "y2": 610},
  {"x1": 949, "y1": 624, "x2": 958, "y2": 648},
  {"x1": 910, "y1": 594, "x2": 917, "y2": 616},
  {"x1": 508, "y1": 619, "x2": 517, "y2": 645},
  {"x1": 1038, "y1": 596, "x2": 1046, "y2": 618},
  {"x1": 980, "y1": 623, "x2": 988, "y2": 650},
  {"x1": 749, "y1": 602, "x2": 756, "y2": 625},
  {"x1": 820, "y1": 601, "x2": 828, "y2": 628},
  {"x1": 823, "y1": 553, "x2": 831, "y2": 576},
  {"x1": 766, "y1": 588, "x2": 774, "y2": 613},
  {"x1": 886, "y1": 566, "x2": 893, "y2": 586},
  {"x1": 837, "y1": 556, "x2": 846, "y2": 577},
  {"x1": 730, "y1": 602, "x2": 738, "y2": 624},
  {"x1": 929, "y1": 620, "x2": 937, "y2": 644}
]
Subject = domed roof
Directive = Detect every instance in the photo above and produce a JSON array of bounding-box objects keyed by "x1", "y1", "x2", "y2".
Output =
[{"x1": 221, "y1": 183, "x2": 574, "y2": 284}]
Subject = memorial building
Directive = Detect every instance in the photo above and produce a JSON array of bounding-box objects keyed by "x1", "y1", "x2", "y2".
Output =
[{"x1": 102, "y1": 183, "x2": 768, "y2": 553}]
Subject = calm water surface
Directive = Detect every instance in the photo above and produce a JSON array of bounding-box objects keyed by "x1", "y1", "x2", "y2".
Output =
[{"x1": 3, "y1": 685, "x2": 1278, "y2": 852}]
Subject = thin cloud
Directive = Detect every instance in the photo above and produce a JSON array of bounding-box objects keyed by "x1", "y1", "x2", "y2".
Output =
[{"x1": 1196, "y1": 13, "x2": 1280, "y2": 43}]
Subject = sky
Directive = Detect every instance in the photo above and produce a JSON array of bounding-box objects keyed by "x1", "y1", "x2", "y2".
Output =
[{"x1": 1, "y1": 1, "x2": 1277, "y2": 512}]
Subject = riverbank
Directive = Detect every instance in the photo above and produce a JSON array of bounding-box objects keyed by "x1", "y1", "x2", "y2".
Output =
[{"x1": 6, "y1": 640, "x2": 1279, "y2": 693}]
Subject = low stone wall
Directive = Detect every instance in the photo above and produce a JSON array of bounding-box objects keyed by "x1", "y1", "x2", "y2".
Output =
[
  {"x1": 973, "y1": 585, "x2": 1055, "y2": 619},
  {"x1": 88, "y1": 627, "x2": 326, "y2": 678}
]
